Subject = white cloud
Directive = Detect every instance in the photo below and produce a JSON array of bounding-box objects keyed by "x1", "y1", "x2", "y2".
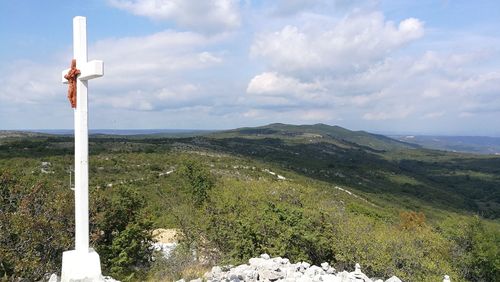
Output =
[
  {"x1": 0, "y1": 29, "x2": 225, "y2": 116},
  {"x1": 250, "y1": 12, "x2": 424, "y2": 73},
  {"x1": 94, "y1": 83, "x2": 200, "y2": 111},
  {"x1": 199, "y1": 51, "x2": 223, "y2": 64},
  {"x1": 398, "y1": 18, "x2": 424, "y2": 41},
  {"x1": 91, "y1": 30, "x2": 223, "y2": 90},
  {"x1": 246, "y1": 12, "x2": 500, "y2": 127},
  {"x1": 108, "y1": 0, "x2": 241, "y2": 33},
  {"x1": 89, "y1": 30, "x2": 226, "y2": 111},
  {"x1": 246, "y1": 72, "x2": 322, "y2": 96},
  {"x1": 0, "y1": 61, "x2": 61, "y2": 104}
]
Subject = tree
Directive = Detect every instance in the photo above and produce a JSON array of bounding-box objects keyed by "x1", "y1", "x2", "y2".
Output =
[
  {"x1": 91, "y1": 186, "x2": 154, "y2": 280},
  {"x1": 177, "y1": 158, "x2": 215, "y2": 206}
]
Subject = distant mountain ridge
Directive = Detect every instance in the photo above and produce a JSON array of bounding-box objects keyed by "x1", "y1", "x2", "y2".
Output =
[
  {"x1": 4, "y1": 124, "x2": 500, "y2": 154},
  {"x1": 0, "y1": 130, "x2": 50, "y2": 138},
  {"x1": 393, "y1": 135, "x2": 500, "y2": 155},
  {"x1": 212, "y1": 123, "x2": 419, "y2": 151}
]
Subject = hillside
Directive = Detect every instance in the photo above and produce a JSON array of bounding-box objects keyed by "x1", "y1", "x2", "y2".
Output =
[
  {"x1": 207, "y1": 124, "x2": 500, "y2": 219},
  {"x1": 0, "y1": 130, "x2": 50, "y2": 139},
  {"x1": 213, "y1": 123, "x2": 418, "y2": 151},
  {"x1": 1, "y1": 124, "x2": 499, "y2": 281}
]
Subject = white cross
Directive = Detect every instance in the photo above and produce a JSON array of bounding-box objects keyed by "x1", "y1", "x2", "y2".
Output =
[{"x1": 60, "y1": 16, "x2": 104, "y2": 282}]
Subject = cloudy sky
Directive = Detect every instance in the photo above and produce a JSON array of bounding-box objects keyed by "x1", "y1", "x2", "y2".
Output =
[{"x1": 1, "y1": 0, "x2": 499, "y2": 135}]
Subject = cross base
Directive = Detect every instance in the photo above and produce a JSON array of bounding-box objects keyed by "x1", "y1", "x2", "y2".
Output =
[{"x1": 61, "y1": 249, "x2": 103, "y2": 282}]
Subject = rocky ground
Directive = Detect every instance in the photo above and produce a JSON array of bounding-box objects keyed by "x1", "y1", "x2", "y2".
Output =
[{"x1": 178, "y1": 254, "x2": 451, "y2": 282}]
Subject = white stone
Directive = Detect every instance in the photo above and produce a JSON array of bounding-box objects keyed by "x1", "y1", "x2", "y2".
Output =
[
  {"x1": 304, "y1": 265, "x2": 324, "y2": 277},
  {"x1": 321, "y1": 274, "x2": 341, "y2": 282},
  {"x1": 48, "y1": 273, "x2": 58, "y2": 282},
  {"x1": 152, "y1": 242, "x2": 177, "y2": 258},
  {"x1": 201, "y1": 256, "x2": 403, "y2": 282},
  {"x1": 261, "y1": 253, "x2": 271, "y2": 260},
  {"x1": 249, "y1": 257, "x2": 261, "y2": 265},
  {"x1": 212, "y1": 265, "x2": 223, "y2": 274},
  {"x1": 351, "y1": 263, "x2": 372, "y2": 282},
  {"x1": 61, "y1": 249, "x2": 103, "y2": 282},
  {"x1": 296, "y1": 276, "x2": 312, "y2": 282},
  {"x1": 336, "y1": 271, "x2": 350, "y2": 281},
  {"x1": 385, "y1": 276, "x2": 402, "y2": 282},
  {"x1": 443, "y1": 275, "x2": 451, "y2": 282},
  {"x1": 354, "y1": 263, "x2": 361, "y2": 274},
  {"x1": 244, "y1": 269, "x2": 259, "y2": 281}
]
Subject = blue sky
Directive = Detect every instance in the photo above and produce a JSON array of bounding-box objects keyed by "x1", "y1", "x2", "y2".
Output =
[{"x1": 1, "y1": 0, "x2": 500, "y2": 136}]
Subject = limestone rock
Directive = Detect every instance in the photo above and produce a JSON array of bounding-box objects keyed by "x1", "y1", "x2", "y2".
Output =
[
  {"x1": 103, "y1": 276, "x2": 120, "y2": 282},
  {"x1": 48, "y1": 273, "x2": 58, "y2": 282},
  {"x1": 261, "y1": 253, "x2": 271, "y2": 260},
  {"x1": 385, "y1": 276, "x2": 402, "y2": 282},
  {"x1": 198, "y1": 254, "x2": 424, "y2": 282}
]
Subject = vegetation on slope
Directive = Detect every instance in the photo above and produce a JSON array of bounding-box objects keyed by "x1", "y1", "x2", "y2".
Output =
[{"x1": 0, "y1": 123, "x2": 499, "y2": 281}]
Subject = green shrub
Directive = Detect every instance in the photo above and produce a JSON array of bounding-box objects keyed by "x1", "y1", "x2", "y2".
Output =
[
  {"x1": 442, "y1": 216, "x2": 500, "y2": 281},
  {"x1": 0, "y1": 171, "x2": 73, "y2": 280},
  {"x1": 177, "y1": 158, "x2": 215, "y2": 206},
  {"x1": 92, "y1": 186, "x2": 154, "y2": 280}
]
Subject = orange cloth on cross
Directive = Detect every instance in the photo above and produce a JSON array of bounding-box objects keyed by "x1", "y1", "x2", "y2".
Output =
[{"x1": 64, "y1": 59, "x2": 80, "y2": 108}]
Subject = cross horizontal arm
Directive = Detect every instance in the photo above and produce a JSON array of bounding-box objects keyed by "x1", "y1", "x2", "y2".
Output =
[{"x1": 61, "y1": 60, "x2": 104, "y2": 83}]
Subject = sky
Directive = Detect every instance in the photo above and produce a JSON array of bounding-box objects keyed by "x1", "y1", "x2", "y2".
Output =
[{"x1": 0, "y1": 0, "x2": 499, "y2": 136}]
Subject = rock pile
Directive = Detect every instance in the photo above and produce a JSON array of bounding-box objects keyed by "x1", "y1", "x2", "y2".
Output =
[
  {"x1": 189, "y1": 254, "x2": 450, "y2": 282},
  {"x1": 197, "y1": 254, "x2": 396, "y2": 282}
]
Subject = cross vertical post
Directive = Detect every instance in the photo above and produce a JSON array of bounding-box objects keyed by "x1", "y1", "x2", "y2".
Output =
[
  {"x1": 73, "y1": 15, "x2": 90, "y2": 255},
  {"x1": 60, "y1": 16, "x2": 104, "y2": 282}
]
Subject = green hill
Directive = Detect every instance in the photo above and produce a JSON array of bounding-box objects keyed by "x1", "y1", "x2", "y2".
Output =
[
  {"x1": 208, "y1": 124, "x2": 500, "y2": 218},
  {"x1": 212, "y1": 123, "x2": 418, "y2": 151}
]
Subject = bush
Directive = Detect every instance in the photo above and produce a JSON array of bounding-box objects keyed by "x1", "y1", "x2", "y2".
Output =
[
  {"x1": 0, "y1": 171, "x2": 155, "y2": 281},
  {"x1": 147, "y1": 244, "x2": 206, "y2": 281},
  {"x1": 443, "y1": 215, "x2": 500, "y2": 281},
  {"x1": 92, "y1": 186, "x2": 154, "y2": 280},
  {"x1": 0, "y1": 171, "x2": 73, "y2": 280},
  {"x1": 331, "y1": 214, "x2": 455, "y2": 281},
  {"x1": 177, "y1": 158, "x2": 215, "y2": 206}
]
